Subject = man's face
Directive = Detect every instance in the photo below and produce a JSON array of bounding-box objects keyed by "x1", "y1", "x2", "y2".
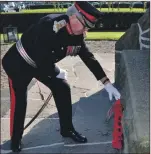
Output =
[
  {"x1": 76, "y1": 15, "x2": 98, "y2": 31},
  {"x1": 69, "y1": 14, "x2": 97, "y2": 35},
  {"x1": 69, "y1": 15, "x2": 86, "y2": 35}
]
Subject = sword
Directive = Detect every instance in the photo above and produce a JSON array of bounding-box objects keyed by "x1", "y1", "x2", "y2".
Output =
[{"x1": 24, "y1": 81, "x2": 53, "y2": 130}]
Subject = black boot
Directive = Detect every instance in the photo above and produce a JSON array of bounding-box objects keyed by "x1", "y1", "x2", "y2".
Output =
[
  {"x1": 11, "y1": 141, "x2": 22, "y2": 153},
  {"x1": 61, "y1": 130, "x2": 88, "y2": 143}
]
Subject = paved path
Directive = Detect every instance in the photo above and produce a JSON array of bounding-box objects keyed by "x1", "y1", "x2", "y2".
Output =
[{"x1": 1, "y1": 52, "x2": 119, "y2": 153}]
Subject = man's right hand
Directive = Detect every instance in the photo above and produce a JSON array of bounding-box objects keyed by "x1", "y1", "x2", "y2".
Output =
[
  {"x1": 104, "y1": 82, "x2": 121, "y2": 101},
  {"x1": 56, "y1": 68, "x2": 68, "y2": 80}
]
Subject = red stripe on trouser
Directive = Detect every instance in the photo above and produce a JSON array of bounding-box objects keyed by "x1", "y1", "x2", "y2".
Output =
[{"x1": 9, "y1": 78, "x2": 16, "y2": 137}]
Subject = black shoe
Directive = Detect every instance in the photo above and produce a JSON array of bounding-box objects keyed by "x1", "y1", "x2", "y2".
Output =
[
  {"x1": 61, "y1": 130, "x2": 88, "y2": 143},
  {"x1": 11, "y1": 141, "x2": 22, "y2": 153}
]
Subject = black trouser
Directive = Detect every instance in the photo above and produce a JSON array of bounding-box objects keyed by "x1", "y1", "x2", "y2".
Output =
[{"x1": 2, "y1": 44, "x2": 74, "y2": 147}]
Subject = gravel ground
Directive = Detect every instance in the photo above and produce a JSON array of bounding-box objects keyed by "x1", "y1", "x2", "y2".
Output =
[
  {"x1": 1, "y1": 44, "x2": 12, "y2": 89},
  {"x1": 0, "y1": 41, "x2": 116, "y2": 90}
]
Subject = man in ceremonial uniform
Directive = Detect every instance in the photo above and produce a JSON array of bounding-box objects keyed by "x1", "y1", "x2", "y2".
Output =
[{"x1": 2, "y1": 2, "x2": 121, "y2": 152}]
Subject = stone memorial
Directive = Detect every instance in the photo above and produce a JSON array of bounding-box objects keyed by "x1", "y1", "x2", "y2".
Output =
[
  {"x1": 115, "y1": 9, "x2": 150, "y2": 51},
  {"x1": 115, "y1": 8, "x2": 150, "y2": 154}
]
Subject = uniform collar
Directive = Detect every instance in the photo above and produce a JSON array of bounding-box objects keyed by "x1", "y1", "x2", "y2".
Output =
[{"x1": 66, "y1": 23, "x2": 74, "y2": 35}]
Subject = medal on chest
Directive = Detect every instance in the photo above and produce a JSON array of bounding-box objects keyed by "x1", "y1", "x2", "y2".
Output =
[{"x1": 66, "y1": 46, "x2": 81, "y2": 56}]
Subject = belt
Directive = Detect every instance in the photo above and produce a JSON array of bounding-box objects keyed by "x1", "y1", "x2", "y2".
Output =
[{"x1": 16, "y1": 39, "x2": 37, "y2": 68}]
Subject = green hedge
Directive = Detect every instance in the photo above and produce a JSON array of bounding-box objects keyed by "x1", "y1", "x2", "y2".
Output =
[
  {"x1": 0, "y1": 32, "x2": 125, "y2": 42},
  {"x1": 0, "y1": 12, "x2": 144, "y2": 33},
  {"x1": 1, "y1": 8, "x2": 146, "y2": 14}
]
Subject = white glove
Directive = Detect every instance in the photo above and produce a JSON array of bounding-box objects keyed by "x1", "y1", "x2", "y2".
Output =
[
  {"x1": 104, "y1": 82, "x2": 121, "y2": 101},
  {"x1": 56, "y1": 68, "x2": 68, "y2": 80}
]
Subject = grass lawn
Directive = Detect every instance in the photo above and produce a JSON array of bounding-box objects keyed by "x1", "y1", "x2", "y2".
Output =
[
  {"x1": 0, "y1": 32, "x2": 125, "y2": 42},
  {"x1": 1, "y1": 8, "x2": 146, "y2": 14},
  {"x1": 86, "y1": 32, "x2": 124, "y2": 40}
]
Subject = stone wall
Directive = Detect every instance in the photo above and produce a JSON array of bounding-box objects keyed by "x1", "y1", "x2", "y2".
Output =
[
  {"x1": 115, "y1": 9, "x2": 150, "y2": 51},
  {"x1": 115, "y1": 50, "x2": 149, "y2": 153},
  {"x1": 114, "y1": 9, "x2": 150, "y2": 153}
]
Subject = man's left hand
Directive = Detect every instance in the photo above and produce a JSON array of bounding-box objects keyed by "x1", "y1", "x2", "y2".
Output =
[{"x1": 56, "y1": 68, "x2": 68, "y2": 80}]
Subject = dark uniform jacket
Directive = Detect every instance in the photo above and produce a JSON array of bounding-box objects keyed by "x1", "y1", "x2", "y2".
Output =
[{"x1": 20, "y1": 14, "x2": 106, "y2": 80}]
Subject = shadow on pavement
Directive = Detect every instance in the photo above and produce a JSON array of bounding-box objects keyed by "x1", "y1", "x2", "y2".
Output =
[{"x1": 1, "y1": 87, "x2": 117, "y2": 153}]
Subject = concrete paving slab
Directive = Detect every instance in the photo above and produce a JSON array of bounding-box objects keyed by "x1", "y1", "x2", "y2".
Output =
[
  {"x1": 1, "y1": 116, "x2": 114, "y2": 153},
  {"x1": 27, "y1": 83, "x2": 44, "y2": 100},
  {"x1": 1, "y1": 118, "x2": 63, "y2": 151},
  {"x1": 73, "y1": 63, "x2": 99, "y2": 90},
  {"x1": 1, "y1": 141, "x2": 118, "y2": 154},
  {"x1": 26, "y1": 99, "x2": 58, "y2": 118},
  {"x1": 1, "y1": 51, "x2": 116, "y2": 153},
  {"x1": 1, "y1": 119, "x2": 10, "y2": 143},
  {"x1": 3, "y1": 87, "x2": 88, "y2": 119},
  {"x1": 1, "y1": 87, "x2": 115, "y2": 152},
  {"x1": 1, "y1": 89, "x2": 10, "y2": 98},
  {"x1": 58, "y1": 65, "x2": 77, "y2": 85},
  {"x1": 22, "y1": 119, "x2": 63, "y2": 148},
  {"x1": 94, "y1": 53, "x2": 115, "y2": 71},
  {"x1": 57, "y1": 56, "x2": 81, "y2": 67},
  {"x1": 115, "y1": 50, "x2": 149, "y2": 153},
  {"x1": 62, "y1": 143, "x2": 118, "y2": 154},
  {"x1": 1, "y1": 98, "x2": 10, "y2": 118},
  {"x1": 72, "y1": 90, "x2": 114, "y2": 143},
  {"x1": 21, "y1": 143, "x2": 64, "y2": 153},
  {"x1": 1, "y1": 80, "x2": 37, "y2": 118},
  {"x1": 72, "y1": 117, "x2": 113, "y2": 143},
  {"x1": 1, "y1": 118, "x2": 41, "y2": 145},
  {"x1": 26, "y1": 87, "x2": 87, "y2": 118},
  {"x1": 73, "y1": 89, "x2": 113, "y2": 119},
  {"x1": 1, "y1": 89, "x2": 10, "y2": 117},
  {"x1": 94, "y1": 53, "x2": 115, "y2": 83}
]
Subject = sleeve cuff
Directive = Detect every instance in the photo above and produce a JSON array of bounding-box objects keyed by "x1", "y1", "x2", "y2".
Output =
[{"x1": 54, "y1": 65, "x2": 61, "y2": 77}]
